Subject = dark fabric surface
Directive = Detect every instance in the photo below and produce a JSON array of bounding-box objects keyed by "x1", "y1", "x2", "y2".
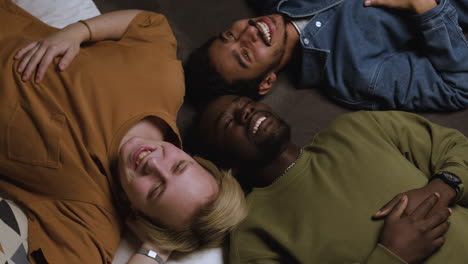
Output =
[{"x1": 94, "y1": 0, "x2": 468, "y2": 146}]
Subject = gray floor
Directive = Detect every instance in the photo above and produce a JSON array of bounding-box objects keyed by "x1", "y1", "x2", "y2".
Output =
[{"x1": 93, "y1": 0, "x2": 468, "y2": 147}]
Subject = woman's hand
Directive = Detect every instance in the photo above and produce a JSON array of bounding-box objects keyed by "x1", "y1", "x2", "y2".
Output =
[
  {"x1": 378, "y1": 194, "x2": 451, "y2": 264},
  {"x1": 363, "y1": 0, "x2": 437, "y2": 14},
  {"x1": 14, "y1": 22, "x2": 89, "y2": 83}
]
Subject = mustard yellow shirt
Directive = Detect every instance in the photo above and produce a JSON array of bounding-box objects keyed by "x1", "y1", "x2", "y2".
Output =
[{"x1": 0, "y1": 0, "x2": 184, "y2": 263}]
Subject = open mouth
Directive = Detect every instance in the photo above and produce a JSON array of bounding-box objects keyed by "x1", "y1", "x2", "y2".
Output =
[
  {"x1": 255, "y1": 17, "x2": 274, "y2": 46},
  {"x1": 249, "y1": 113, "x2": 269, "y2": 137},
  {"x1": 257, "y1": 21, "x2": 271, "y2": 45},
  {"x1": 133, "y1": 146, "x2": 155, "y2": 169}
]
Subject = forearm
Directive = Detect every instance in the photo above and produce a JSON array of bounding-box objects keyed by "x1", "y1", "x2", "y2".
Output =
[
  {"x1": 370, "y1": 111, "x2": 468, "y2": 204},
  {"x1": 375, "y1": 0, "x2": 468, "y2": 111},
  {"x1": 73, "y1": 9, "x2": 143, "y2": 43}
]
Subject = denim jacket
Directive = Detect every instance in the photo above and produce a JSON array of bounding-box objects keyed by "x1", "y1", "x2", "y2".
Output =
[{"x1": 252, "y1": 0, "x2": 468, "y2": 111}]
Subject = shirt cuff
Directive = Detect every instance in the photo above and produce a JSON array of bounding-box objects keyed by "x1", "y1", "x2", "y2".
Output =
[{"x1": 412, "y1": 0, "x2": 447, "y2": 26}]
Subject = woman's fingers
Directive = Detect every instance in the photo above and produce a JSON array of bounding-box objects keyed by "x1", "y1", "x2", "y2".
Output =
[
  {"x1": 14, "y1": 42, "x2": 38, "y2": 61},
  {"x1": 17, "y1": 44, "x2": 39, "y2": 74},
  {"x1": 58, "y1": 48, "x2": 78, "y2": 71},
  {"x1": 22, "y1": 45, "x2": 47, "y2": 82},
  {"x1": 36, "y1": 48, "x2": 63, "y2": 83},
  {"x1": 16, "y1": 41, "x2": 71, "y2": 83}
]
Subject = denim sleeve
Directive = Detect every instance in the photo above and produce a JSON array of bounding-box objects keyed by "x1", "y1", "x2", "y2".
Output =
[
  {"x1": 449, "y1": 0, "x2": 468, "y2": 29},
  {"x1": 372, "y1": 0, "x2": 468, "y2": 111}
]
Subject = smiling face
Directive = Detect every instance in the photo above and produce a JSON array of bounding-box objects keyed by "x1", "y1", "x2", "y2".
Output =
[
  {"x1": 199, "y1": 95, "x2": 291, "y2": 165},
  {"x1": 209, "y1": 15, "x2": 289, "y2": 86},
  {"x1": 118, "y1": 138, "x2": 219, "y2": 229}
]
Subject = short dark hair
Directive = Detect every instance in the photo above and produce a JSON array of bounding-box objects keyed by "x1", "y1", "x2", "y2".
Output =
[{"x1": 184, "y1": 37, "x2": 263, "y2": 110}]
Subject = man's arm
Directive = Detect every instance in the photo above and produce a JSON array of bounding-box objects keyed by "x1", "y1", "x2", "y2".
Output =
[
  {"x1": 14, "y1": 10, "x2": 143, "y2": 83},
  {"x1": 367, "y1": 110, "x2": 468, "y2": 215},
  {"x1": 364, "y1": 0, "x2": 468, "y2": 111}
]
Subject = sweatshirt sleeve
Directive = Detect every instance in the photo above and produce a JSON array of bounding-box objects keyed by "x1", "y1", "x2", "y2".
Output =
[{"x1": 368, "y1": 111, "x2": 468, "y2": 205}]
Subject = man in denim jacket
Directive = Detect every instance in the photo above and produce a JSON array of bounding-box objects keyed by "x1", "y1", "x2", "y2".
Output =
[{"x1": 185, "y1": 0, "x2": 468, "y2": 111}]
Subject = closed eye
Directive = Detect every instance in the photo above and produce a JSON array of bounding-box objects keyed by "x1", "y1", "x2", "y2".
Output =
[
  {"x1": 242, "y1": 50, "x2": 250, "y2": 62},
  {"x1": 219, "y1": 31, "x2": 236, "y2": 42},
  {"x1": 224, "y1": 116, "x2": 233, "y2": 130},
  {"x1": 236, "y1": 97, "x2": 251, "y2": 109},
  {"x1": 147, "y1": 183, "x2": 162, "y2": 201},
  {"x1": 227, "y1": 31, "x2": 236, "y2": 40},
  {"x1": 242, "y1": 51, "x2": 250, "y2": 61},
  {"x1": 173, "y1": 160, "x2": 186, "y2": 173}
]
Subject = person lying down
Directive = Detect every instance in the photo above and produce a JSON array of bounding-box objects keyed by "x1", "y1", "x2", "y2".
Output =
[{"x1": 0, "y1": 0, "x2": 246, "y2": 263}]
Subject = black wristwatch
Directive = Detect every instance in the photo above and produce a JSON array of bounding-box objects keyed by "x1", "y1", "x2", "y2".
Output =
[{"x1": 431, "y1": 171, "x2": 463, "y2": 203}]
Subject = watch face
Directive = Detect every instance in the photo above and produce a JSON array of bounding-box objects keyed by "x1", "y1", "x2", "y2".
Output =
[
  {"x1": 446, "y1": 173, "x2": 461, "y2": 184},
  {"x1": 439, "y1": 172, "x2": 462, "y2": 186}
]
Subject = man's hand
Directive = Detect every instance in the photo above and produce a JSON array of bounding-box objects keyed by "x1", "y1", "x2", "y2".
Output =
[
  {"x1": 13, "y1": 22, "x2": 89, "y2": 83},
  {"x1": 363, "y1": 0, "x2": 437, "y2": 14},
  {"x1": 379, "y1": 194, "x2": 451, "y2": 264},
  {"x1": 373, "y1": 179, "x2": 455, "y2": 219}
]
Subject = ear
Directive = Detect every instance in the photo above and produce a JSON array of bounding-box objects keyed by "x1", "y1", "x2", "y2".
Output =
[{"x1": 258, "y1": 72, "x2": 277, "y2": 95}]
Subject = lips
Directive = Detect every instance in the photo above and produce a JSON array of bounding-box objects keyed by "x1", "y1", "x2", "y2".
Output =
[{"x1": 132, "y1": 146, "x2": 155, "y2": 170}]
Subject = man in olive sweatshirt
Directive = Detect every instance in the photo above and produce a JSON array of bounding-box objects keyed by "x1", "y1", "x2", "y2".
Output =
[{"x1": 196, "y1": 95, "x2": 468, "y2": 264}]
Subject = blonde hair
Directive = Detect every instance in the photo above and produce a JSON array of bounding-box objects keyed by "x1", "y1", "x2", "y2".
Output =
[{"x1": 134, "y1": 156, "x2": 247, "y2": 253}]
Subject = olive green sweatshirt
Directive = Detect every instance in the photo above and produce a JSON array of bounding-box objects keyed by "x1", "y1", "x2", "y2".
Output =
[{"x1": 230, "y1": 111, "x2": 468, "y2": 264}]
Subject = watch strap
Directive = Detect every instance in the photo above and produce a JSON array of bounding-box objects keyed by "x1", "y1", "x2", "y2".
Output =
[
  {"x1": 431, "y1": 171, "x2": 464, "y2": 203},
  {"x1": 137, "y1": 247, "x2": 165, "y2": 264}
]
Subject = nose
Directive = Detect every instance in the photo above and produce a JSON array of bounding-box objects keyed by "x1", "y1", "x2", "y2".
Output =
[
  {"x1": 142, "y1": 157, "x2": 171, "y2": 180},
  {"x1": 235, "y1": 101, "x2": 255, "y2": 125},
  {"x1": 239, "y1": 20, "x2": 259, "y2": 45}
]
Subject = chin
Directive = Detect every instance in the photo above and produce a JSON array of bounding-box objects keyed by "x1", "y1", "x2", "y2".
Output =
[{"x1": 258, "y1": 121, "x2": 291, "y2": 160}]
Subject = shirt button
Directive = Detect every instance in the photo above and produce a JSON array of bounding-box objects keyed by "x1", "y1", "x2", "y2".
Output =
[
  {"x1": 303, "y1": 38, "x2": 310, "y2": 45},
  {"x1": 315, "y1": 21, "x2": 322, "y2": 27}
]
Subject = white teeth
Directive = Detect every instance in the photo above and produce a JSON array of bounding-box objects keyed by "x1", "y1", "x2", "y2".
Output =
[
  {"x1": 252, "y1": 116, "x2": 267, "y2": 135},
  {"x1": 136, "y1": 150, "x2": 152, "y2": 167},
  {"x1": 257, "y1": 22, "x2": 271, "y2": 43}
]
